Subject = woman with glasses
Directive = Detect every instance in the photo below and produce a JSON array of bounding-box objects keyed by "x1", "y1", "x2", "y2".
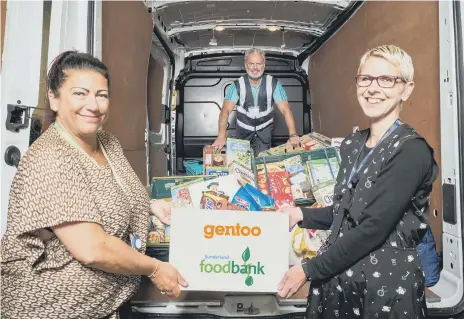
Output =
[{"x1": 278, "y1": 45, "x2": 438, "y2": 318}]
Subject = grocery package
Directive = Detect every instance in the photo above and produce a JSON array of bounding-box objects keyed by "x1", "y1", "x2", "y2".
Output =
[
  {"x1": 311, "y1": 180, "x2": 336, "y2": 207},
  {"x1": 147, "y1": 199, "x2": 171, "y2": 246},
  {"x1": 231, "y1": 186, "x2": 261, "y2": 211},
  {"x1": 188, "y1": 175, "x2": 241, "y2": 209},
  {"x1": 255, "y1": 145, "x2": 340, "y2": 207},
  {"x1": 290, "y1": 222, "x2": 330, "y2": 262},
  {"x1": 150, "y1": 175, "x2": 215, "y2": 200},
  {"x1": 257, "y1": 133, "x2": 329, "y2": 157},
  {"x1": 147, "y1": 228, "x2": 165, "y2": 246},
  {"x1": 170, "y1": 178, "x2": 204, "y2": 208},
  {"x1": 226, "y1": 138, "x2": 252, "y2": 169},
  {"x1": 147, "y1": 133, "x2": 339, "y2": 251},
  {"x1": 205, "y1": 166, "x2": 229, "y2": 176},
  {"x1": 203, "y1": 145, "x2": 227, "y2": 175},
  {"x1": 241, "y1": 183, "x2": 275, "y2": 211},
  {"x1": 229, "y1": 161, "x2": 256, "y2": 187},
  {"x1": 306, "y1": 156, "x2": 340, "y2": 186},
  {"x1": 256, "y1": 162, "x2": 295, "y2": 209}
]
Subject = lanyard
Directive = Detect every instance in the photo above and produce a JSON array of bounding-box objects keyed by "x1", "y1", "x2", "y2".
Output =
[
  {"x1": 347, "y1": 119, "x2": 402, "y2": 189},
  {"x1": 54, "y1": 122, "x2": 141, "y2": 249},
  {"x1": 54, "y1": 122, "x2": 126, "y2": 194}
]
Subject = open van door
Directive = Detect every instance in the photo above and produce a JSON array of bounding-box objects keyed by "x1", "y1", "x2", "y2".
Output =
[
  {"x1": 428, "y1": 1, "x2": 464, "y2": 317},
  {"x1": 1, "y1": 1, "x2": 45, "y2": 237},
  {"x1": 0, "y1": 0, "x2": 101, "y2": 238}
]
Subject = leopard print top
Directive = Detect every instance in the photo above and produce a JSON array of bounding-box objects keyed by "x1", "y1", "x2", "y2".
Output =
[{"x1": 1, "y1": 125, "x2": 150, "y2": 318}]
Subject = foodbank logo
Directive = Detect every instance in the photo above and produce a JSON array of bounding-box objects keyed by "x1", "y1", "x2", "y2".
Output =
[{"x1": 200, "y1": 247, "x2": 264, "y2": 286}]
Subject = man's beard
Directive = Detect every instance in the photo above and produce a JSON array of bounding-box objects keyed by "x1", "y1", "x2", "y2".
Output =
[{"x1": 247, "y1": 71, "x2": 263, "y2": 81}]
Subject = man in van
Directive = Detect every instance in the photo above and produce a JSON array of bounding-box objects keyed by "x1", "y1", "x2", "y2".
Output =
[{"x1": 212, "y1": 48, "x2": 300, "y2": 156}]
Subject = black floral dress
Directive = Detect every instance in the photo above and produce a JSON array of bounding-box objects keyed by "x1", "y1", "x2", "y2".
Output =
[{"x1": 301, "y1": 124, "x2": 439, "y2": 319}]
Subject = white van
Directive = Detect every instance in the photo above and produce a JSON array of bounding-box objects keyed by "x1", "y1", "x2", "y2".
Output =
[{"x1": 1, "y1": 1, "x2": 463, "y2": 318}]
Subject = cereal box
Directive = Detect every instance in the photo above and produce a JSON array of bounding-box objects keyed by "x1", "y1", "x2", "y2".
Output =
[
  {"x1": 226, "y1": 138, "x2": 252, "y2": 169},
  {"x1": 228, "y1": 160, "x2": 256, "y2": 187},
  {"x1": 188, "y1": 175, "x2": 241, "y2": 209},
  {"x1": 170, "y1": 178, "x2": 203, "y2": 208}
]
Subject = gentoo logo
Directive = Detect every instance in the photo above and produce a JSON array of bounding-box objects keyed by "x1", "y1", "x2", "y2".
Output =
[{"x1": 203, "y1": 223, "x2": 262, "y2": 239}]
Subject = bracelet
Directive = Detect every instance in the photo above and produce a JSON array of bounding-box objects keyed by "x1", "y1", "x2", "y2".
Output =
[
  {"x1": 148, "y1": 260, "x2": 160, "y2": 278},
  {"x1": 290, "y1": 133, "x2": 298, "y2": 137}
]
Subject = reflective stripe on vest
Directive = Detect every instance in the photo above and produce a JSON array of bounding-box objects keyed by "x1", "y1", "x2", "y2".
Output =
[{"x1": 236, "y1": 74, "x2": 275, "y2": 132}]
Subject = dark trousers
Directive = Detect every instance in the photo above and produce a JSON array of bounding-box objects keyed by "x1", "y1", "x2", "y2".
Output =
[{"x1": 250, "y1": 133, "x2": 271, "y2": 157}]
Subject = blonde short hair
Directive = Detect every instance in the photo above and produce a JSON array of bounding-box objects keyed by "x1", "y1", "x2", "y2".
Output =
[{"x1": 358, "y1": 45, "x2": 414, "y2": 82}]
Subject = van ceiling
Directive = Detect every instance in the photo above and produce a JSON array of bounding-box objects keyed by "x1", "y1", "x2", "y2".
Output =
[{"x1": 147, "y1": 0, "x2": 362, "y2": 55}]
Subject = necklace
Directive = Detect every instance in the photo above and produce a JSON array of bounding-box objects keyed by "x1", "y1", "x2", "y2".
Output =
[{"x1": 91, "y1": 143, "x2": 99, "y2": 159}]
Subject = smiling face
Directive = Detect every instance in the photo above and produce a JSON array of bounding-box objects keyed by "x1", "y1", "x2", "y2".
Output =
[
  {"x1": 49, "y1": 69, "x2": 109, "y2": 139},
  {"x1": 245, "y1": 52, "x2": 265, "y2": 80},
  {"x1": 356, "y1": 56, "x2": 414, "y2": 121}
]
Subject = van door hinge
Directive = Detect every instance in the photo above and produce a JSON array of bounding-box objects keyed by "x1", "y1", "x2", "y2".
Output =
[
  {"x1": 163, "y1": 104, "x2": 170, "y2": 124},
  {"x1": 6, "y1": 104, "x2": 31, "y2": 132}
]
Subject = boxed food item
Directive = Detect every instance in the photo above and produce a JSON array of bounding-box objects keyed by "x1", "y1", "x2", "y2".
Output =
[
  {"x1": 229, "y1": 160, "x2": 256, "y2": 187},
  {"x1": 199, "y1": 191, "x2": 246, "y2": 211},
  {"x1": 254, "y1": 147, "x2": 339, "y2": 206},
  {"x1": 147, "y1": 228, "x2": 165, "y2": 245},
  {"x1": 282, "y1": 155, "x2": 310, "y2": 200},
  {"x1": 171, "y1": 178, "x2": 203, "y2": 208},
  {"x1": 147, "y1": 212, "x2": 167, "y2": 245},
  {"x1": 200, "y1": 191, "x2": 230, "y2": 210},
  {"x1": 312, "y1": 180, "x2": 336, "y2": 207},
  {"x1": 306, "y1": 156, "x2": 340, "y2": 186},
  {"x1": 188, "y1": 175, "x2": 241, "y2": 209},
  {"x1": 257, "y1": 133, "x2": 330, "y2": 157},
  {"x1": 263, "y1": 171, "x2": 295, "y2": 209},
  {"x1": 205, "y1": 166, "x2": 229, "y2": 176},
  {"x1": 256, "y1": 162, "x2": 286, "y2": 196},
  {"x1": 226, "y1": 138, "x2": 252, "y2": 169},
  {"x1": 151, "y1": 176, "x2": 213, "y2": 200},
  {"x1": 310, "y1": 132, "x2": 332, "y2": 146},
  {"x1": 203, "y1": 145, "x2": 227, "y2": 174},
  {"x1": 256, "y1": 161, "x2": 294, "y2": 209}
]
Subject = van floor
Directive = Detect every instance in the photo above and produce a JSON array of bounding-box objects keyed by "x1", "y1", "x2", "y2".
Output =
[{"x1": 133, "y1": 277, "x2": 442, "y2": 304}]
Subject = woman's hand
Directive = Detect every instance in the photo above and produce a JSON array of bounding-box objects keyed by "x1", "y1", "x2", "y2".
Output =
[
  {"x1": 150, "y1": 199, "x2": 171, "y2": 225},
  {"x1": 277, "y1": 264, "x2": 308, "y2": 299},
  {"x1": 279, "y1": 206, "x2": 304, "y2": 230},
  {"x1": 150, "y1": 261, "x2": 188, "y2": 297}
]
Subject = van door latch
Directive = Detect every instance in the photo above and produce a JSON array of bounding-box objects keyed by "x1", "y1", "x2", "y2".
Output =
[
  {"x1": 4, "y1": 146, "x2": 21, "y2": 168},
  {"x1": 6, "y1": 104, "x2": 31, "y2": 132}
]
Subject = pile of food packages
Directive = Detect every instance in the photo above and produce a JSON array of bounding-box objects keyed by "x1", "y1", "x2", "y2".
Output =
[{"x1": 148, "y1": 133, "x2": 342, "y2": 261}]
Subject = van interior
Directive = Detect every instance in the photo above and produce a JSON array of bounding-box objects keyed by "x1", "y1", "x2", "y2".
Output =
[{"x1": 1, "y1": 0, "x2": 463, "y2": 318}]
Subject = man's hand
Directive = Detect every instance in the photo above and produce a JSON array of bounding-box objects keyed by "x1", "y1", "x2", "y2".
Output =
[
  {"x1": 279, "y1": 206, "x2": 304, "y2": 230},
  {"x1": 150, "y1": 261, "x2": 188, "y2": 298},
  {"x1": 288, "y1": 134, "x2": 300, "y2": 147},
  {"x1": 212, "y1": 135, "x2": 227, "y2": 151},
  {"x1": 150, "y1": 199, "x2": 171, "y2": 225},
  {"x1": 278, "y1": 264, "x2": 308, "y2": 299}
]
